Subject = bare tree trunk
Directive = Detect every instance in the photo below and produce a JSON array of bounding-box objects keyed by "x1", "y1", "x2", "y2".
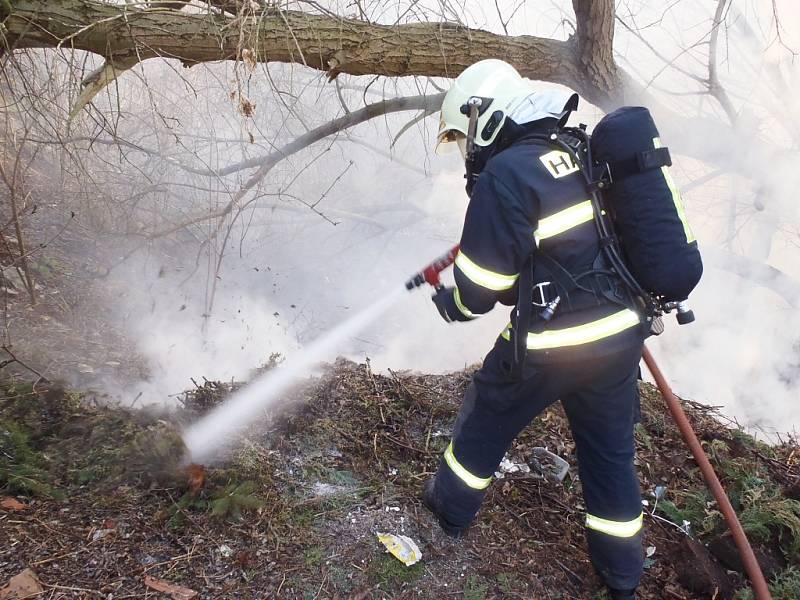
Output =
[
  {"x1": 8, "y1": 189, "x2": 36, "y2": 305},
  {"x1": 0, "y1": 153, "x2": 37, "y2": 306},
  {"x1": 571, "y1": 0, "x2": 622, "y2": 106}
]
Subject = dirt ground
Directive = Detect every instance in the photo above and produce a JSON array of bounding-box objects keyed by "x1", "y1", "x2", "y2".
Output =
[
  {"x1": 2, "y1": 359, "x2": 799, "y2": 599},
  {"x1": 2, "y1": 203, "x2": 799, "y2": 599}
]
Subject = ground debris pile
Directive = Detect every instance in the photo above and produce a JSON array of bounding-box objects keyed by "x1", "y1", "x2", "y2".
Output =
[
  {"x1": 1, "y1": 360, "x2": 799, "y2": 599},
  {"x1": 178, "y1": 377, "x2": 245, "y2": 415}
]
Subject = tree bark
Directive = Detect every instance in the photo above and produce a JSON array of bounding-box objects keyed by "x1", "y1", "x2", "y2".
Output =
[
  {"x1": 3, "y1": 1, "x2": 609, "y2": 105},
  {"x1": 571, "y1": 0, "x2": 622, "y2": 106}
]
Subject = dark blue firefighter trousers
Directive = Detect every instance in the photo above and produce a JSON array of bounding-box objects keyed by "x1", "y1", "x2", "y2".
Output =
[{"x1": 433, "y1": 337, "x2": 645, "y2": 591}]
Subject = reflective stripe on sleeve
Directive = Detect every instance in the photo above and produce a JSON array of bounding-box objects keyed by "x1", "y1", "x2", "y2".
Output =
[
  {"x1": 534, "y1": 200, "x2": 594, "y2": 245},
  {"x1": 453, "y1": 287, "x2": 477, "y2": 320},
  {"x1": 585, "y1": 512, "x2": 643, "y2": 538},
  {"x1": 454, "y1": 251, "x2": 518, "y2": 291},
  {"x1": 443, "y1": 442, "x2": 491, "y2": 490},
  {"x1": 500, "y1": 308, "x2": 640, "y2": 350},
  {"x1": 653, "y1": 137, "x2": 695, "y2": 244}
]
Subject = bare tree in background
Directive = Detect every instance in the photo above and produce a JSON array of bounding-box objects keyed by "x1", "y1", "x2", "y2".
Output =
[{"x1": 1, "y1": 0, "x2": 798, "y2": 317}]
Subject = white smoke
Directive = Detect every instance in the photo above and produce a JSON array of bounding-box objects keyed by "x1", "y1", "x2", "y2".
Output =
[{"x1": 20, "y1": 1, "x2": 798, "y2": 437}]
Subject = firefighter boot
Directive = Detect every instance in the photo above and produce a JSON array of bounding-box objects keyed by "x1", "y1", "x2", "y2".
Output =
[{"x1": 422, "y1": 479, "x2": 467, "y2": 538}]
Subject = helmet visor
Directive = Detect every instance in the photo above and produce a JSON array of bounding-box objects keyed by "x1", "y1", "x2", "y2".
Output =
[
  {"x1": 435, "y1": 129, "x2": 466, "y2": 156},
  {"x1": 456, "y1": 136, "x2": 467, "y2": 160}
]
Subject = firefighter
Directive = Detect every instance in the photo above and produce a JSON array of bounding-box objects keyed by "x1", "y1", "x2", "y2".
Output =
[{"x1": 424, "y1": 59, "x2": 647, "y2": 600}]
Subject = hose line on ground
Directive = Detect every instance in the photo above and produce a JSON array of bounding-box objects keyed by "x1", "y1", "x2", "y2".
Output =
[{"x1": 642, "y1": 346, "x2": 772, "y2": 600}]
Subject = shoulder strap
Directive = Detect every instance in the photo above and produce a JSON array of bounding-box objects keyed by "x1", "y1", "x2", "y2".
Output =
[
  {"x1": 511, "y1": 253, "x2": 533, "y2": 378},
  {"x1": 606, "y1": 146, "x2": 671, "y2": 181}
]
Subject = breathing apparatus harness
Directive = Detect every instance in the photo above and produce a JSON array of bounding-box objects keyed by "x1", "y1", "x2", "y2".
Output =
[
  {"x1": 545, "y1": 125, "x2": 696, "y2": 323},
  {"x1": 459, "y1": 95, "x2": 691, "y2": 371},
  {"x1": 546, "y1": 126, "x2": 655, "y2": 311},
  {"x1": 504, "y1": 126, "x2": 651, "y2": 371}
]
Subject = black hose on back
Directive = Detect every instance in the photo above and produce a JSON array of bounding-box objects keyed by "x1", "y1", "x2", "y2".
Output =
[
  {"x1": 525, "y1": 130, "x2": 655, "y2": 314},
  {"x1": 563, "y1": 130, "x2": 654, "y2": 308}
]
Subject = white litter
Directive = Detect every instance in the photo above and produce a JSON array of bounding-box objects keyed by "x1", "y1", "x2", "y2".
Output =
[
  {"x1": 311, "y1": 482, "x2": 341, "y2": 496},
  {"x1": 494, "y1": 456, "x2": 531, "y2": 478}
]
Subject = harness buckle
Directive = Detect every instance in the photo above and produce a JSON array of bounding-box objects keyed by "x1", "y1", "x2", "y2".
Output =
[
  {"x1": 531, "y1": 281, "x2": 555, "y2": 307},
  {"x1": 589, "y1": 162, "x2": 613, "y2": 192},
  {"x1": 532, "y1": 281, "x2": 561, "y2": 322}
]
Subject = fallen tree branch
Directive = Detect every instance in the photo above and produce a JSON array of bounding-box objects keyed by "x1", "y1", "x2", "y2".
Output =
[
  {"x1": 1, "y1": 345, "x2": 49, "y2": 382},
  {"x1": 5, "y1": 1, "x2": 591, "y2": 103}
]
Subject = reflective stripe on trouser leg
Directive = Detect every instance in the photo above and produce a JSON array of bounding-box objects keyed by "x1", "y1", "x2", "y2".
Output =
[
  {"x1": 433, "y1": 355, "x2": 566, "y2": 529},
  {"x1": 585, "y1": 511, "x2": 644, "y2": 584},
  {"x1": 560, "y1": 343, "x2": 645, "y2": 591},
  {"x1": 432, "y1": 385, "x2": 490, "y2": 528},
  {"x1": 586, "y1": 512, "x2": 643, "y2": 537},
  {"x1": 444, "y1": 442, "x2": 492, "y2": 490},
  {"x1": 432, "y1": 455, "x2": 488, "y2": 529}
]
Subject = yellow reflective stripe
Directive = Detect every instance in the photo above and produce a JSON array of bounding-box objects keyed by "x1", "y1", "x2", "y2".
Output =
[
  {"x1": 500, "y1": 309, "x2": 640, "y2": 350},
  {"x1": 534, "y1": 200, "x2": 594, "y2": 245},
  {"x1": 586, "y1": 512, "x2": 643, "y2": 538},
  {"x1": 453, "y1": 287, "x2": 477, "y2": 320},
  {"x1": 444, "y1": 442, "x2": 491, "y2": 490},
  {"x1": 653, "y1": 137, "x2": 695, "y2": 244},
  {"x1": 454, "y1": 251, "x2": 518, "y2": 291}
]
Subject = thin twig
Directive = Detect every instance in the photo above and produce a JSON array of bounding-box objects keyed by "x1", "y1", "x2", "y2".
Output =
[{"x1": 1, "y1": 345, "x2": 48, "y2": 382}]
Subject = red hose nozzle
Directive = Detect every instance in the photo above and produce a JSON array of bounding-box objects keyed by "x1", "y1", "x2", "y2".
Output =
[{"x1": 405, "y1": 244, "x2": 460, "y2": 291}]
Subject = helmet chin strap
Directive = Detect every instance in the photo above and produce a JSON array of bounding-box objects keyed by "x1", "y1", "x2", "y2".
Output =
[{"x1": 464, "y1": 97, "x2": 483, "y2": 196}]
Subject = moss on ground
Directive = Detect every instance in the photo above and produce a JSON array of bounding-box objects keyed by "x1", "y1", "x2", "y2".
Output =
[
  {"x1": 367, "y1": 553, "x2": 424, "y2": 587},
  {"x1": 736, "y1": 566, "x2": 800, "y2": 600}
]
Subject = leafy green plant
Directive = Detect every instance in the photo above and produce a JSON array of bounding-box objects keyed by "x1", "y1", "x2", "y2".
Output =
[
  {"x1": 739, "y1": 484, "x2": 800, "y2": 558},
  {"x1": 678, "y1": 439, "x2": 800, "y2": 558},
  {"x1": 708, "y1": 452, "x2": 800, "y2": 559},
  {"x1": 634, "y1": 423, "x2": 654, "y2": 451},
  {"x1": 210, "y1": 481, "x2": 264, "y2": 521},
  {"x1": 367, "y1": 554, "x2": 423, "y2": 587},
  {"x1": 496, "y1": 572, "x2": 526, "y2": 595},
  {"x1": 303, "y1": 546, "x2": 325, "y2": 568},
  {"x1": 735, "y1": 566, "x2": 800, "y2": 600},
  {"x1": 165, "y1": 493, "x2": 204, "y2": 530},
  {"x1": 656, "y1": 489, "x2": 717, "y2": 535},
  {"x1": 163, "y1": 480, "x2": 264, "y2": 529},
  {"x1": 0, "y1": 420, "x2": 63, "y2": 498},
  {"x1": 463, "y1": 575, "x2": 488, "y2": 600}
]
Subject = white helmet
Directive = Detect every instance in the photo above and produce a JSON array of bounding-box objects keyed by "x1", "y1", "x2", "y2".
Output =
[{"x1": 436, "y1": 59, "x2": 578, "y2": 154}]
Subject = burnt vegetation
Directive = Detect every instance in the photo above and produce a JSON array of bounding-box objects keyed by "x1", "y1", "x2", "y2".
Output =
[{"x1": 2, "y1": 362, "x2": 799, "y2": 599}]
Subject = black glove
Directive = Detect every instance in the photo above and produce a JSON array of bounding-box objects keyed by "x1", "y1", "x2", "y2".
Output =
[{"x1": 431, "y1": 287, "x2": 473, "y2": 323}]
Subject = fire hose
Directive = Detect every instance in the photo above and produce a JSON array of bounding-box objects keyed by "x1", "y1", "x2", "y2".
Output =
[
  {"x1": 407, "y1": 246, "x2": 772, "y2": 599},
  {"x1": 642, "y1": 347, "x2": 771, "y2": 600}
]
